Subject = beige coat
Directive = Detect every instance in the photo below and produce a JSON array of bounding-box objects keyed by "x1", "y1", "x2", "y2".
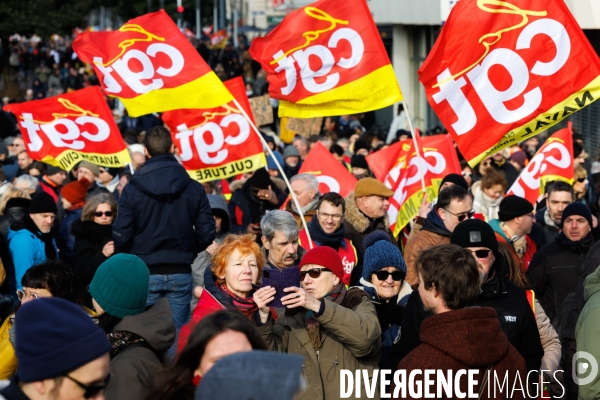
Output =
[
  {"x1": 535, "y1": 299, "x2": 561, "y2": 377},
  {"x1": 258, "y1": 288, "x2": 382, "y2": 400}
]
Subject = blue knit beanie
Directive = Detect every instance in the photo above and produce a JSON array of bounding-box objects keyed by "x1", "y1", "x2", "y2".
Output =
[
  {"x1": 362, "y1": 240, "x2": 407, "y2": 282},
  {"x1": 15, "y1": 298, "x2": 111, "y2": 382},
  {"x1": 89, "y1": 254, "x2": 150, "y2": 318}
]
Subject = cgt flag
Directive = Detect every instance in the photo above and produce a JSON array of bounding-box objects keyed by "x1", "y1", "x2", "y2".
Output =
[
  {"x1": 419, "y1": 0, "x2": 600, "y2": 166},
  {"x1": 507, "y1": 122, "x2": 574, "y2": 205},
  {"x1": 4, "y1": 86, "x2": 130, "y2": 171},
  {"x1": 298, "y1": 142, "x2": 357, "y2": 197},
  {"x1": 367, "y1": 135, "x2": 461, "y2": 235},
  {"x1": 249, "y1": 0, "x2": 402, "y2": 118},
  {"x1": 162, "y1": 77, "x2": 266, "y2": 183},
  {"x1": 73, "y1": 10, "x2": 232, "y2": 117}
]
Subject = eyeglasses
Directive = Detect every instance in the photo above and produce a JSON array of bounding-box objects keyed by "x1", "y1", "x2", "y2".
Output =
[
  {"x1": 443, "y1": 209, "x2": 475, "y2": 222},
  {"x1": 64, "y1": 373, "x2": 112, "y2": 399},
  {"x1": 317, "y1": 211, "x2": 344, "y2": 221},
  {"x1": 94, "y1": 211, "x2": 114, "y2": 217},
  {"x1": 577, "y1": 177, "x2": 587, "y2": 183},
  {"x1": 470, "y1": 249, "x2": 491, "y2": 259},
  {"x1": 16, "y1": 289, "x2": 41, "y2": 301},
  {"x1": 374, "y1": 270, "x2": 404, "y2": 281},
  {"x1": 300, "y1": 268, "x2": 331, "y2": 280}
]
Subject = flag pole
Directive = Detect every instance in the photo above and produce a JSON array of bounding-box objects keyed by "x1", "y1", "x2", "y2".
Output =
[
  {"x1": 402, "y1": 102, "x2": 427, "y2": 194},
  {"x1": 232, "y1": 98, "x2": 313, "y2": 249}
]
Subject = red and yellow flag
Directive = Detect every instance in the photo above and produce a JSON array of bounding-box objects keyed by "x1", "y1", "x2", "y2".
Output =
[
  {"x1": 507, "y1": 123, "x2": 574, "y2": 205},
  {"x1": 3, "y1": 86, "x2": 130, "y2": 171},
  {"x1": 162, "y1": 77, "x2": 266, "y2": 182},
  {"x1": 298, "y1": 142, "x2": 357, "y2": 197},
  {"x1": 249, "y1": 0, "x2": 402, "y2": 118},
  {"x1": 419, "y1": 0, "x2": 600, "y2": 166},
  {"x1": 73, "y1": 10, "x2": 232, "y2": 117},
  {"x1": 367, "y1": 134, "x2": 461, "y2": 236}
]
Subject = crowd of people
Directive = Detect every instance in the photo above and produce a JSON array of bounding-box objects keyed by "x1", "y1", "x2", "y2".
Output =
[{"x1": 0, "y1": 27, "x2": 599, "y2": 400}]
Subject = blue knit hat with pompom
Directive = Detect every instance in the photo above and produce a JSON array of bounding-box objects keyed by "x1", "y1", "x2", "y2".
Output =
[{"x1": 362, "y1": 240, "x2": 407, "y2": 282}]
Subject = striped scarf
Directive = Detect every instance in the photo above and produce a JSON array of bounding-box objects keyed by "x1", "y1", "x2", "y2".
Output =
[
  {"x1": 305, "y1": 284, "x2": 347, "y2": 350},
  {"x1": 219, "y1": 283, "x2": 258, "y2": 318}
]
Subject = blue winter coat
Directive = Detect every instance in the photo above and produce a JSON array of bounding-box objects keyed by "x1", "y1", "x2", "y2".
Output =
[
  {"x1": 112, "y1": 154, "x2": 215, "y2": 270},
  {"x1": 8, "y1": 228, "x2": 58, "y2": 290}
]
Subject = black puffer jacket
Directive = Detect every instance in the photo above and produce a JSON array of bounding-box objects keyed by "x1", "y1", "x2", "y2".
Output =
[
  {"x1": 526, "y1": 232, "x2": 593, "y2": 330},
  {"x1": 112, "y1": 154, "x2": 215, "y2": 273},
  {"x1": 72, "y1": 220, "x2": 113, "y2": 288},
  {"x1": 392, "y1": 256, "x2": 543, "y2": 374}
]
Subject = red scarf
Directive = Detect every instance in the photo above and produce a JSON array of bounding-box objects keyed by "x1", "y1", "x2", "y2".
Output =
[{"x1": 219, "y1": 284, "x2": 258, "y2": 318}]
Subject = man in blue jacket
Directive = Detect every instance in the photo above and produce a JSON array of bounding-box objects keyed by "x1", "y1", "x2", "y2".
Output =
[
  {"x1": 112, "y1": 126, "x2": 215, "y2": 342},
  {"x1": 8, "y1": 192, "x2": 58, "y2": 290}
]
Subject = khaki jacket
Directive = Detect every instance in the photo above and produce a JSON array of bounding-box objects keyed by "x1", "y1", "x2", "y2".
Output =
[{"x1": 258, "y1": 288, "x2": 381, "y2": 400}]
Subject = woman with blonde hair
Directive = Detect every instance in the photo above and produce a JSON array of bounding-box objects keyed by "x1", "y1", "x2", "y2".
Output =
[
  {"x1": 71, "y1": 192, "x2": 118, "y2": 289},
  {"x1": 178, "y1": 233, "x2": 266, "y2": 351}
]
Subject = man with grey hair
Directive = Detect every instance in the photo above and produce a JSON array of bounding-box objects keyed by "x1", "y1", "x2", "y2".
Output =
[
  {"x1": 260, "y1": 210, "x2": 306, "y2": 316},
  {"x1": 285, "y1": 174, "x2": 321, "y2": 229},
  {"x1": 260, "y1": 210, "x2": 305, "y2": 271}
]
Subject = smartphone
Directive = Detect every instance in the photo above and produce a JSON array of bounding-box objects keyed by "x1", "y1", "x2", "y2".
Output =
[{"x1": 261, "y1": 266, "x2": 300, "y2": 308}]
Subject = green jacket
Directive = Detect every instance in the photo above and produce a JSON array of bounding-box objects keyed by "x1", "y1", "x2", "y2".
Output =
[
  {"x1": 575, "y1": 266, "x2": 600, "y2": 399},
  {"x1": 258, "y1": 288, "x2": 381, "y2": 400}
]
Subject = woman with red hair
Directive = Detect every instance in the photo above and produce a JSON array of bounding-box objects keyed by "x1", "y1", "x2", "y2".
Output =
[{"x1": 178, "y1": 234, "x2": 267, "y2": 352}]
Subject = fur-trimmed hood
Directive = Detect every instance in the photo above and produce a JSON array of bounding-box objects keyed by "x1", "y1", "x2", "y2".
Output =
[
  {"x1": 344, "y1": 192, "x2": 391, "y2": 234},
  {"x1": 229, "y1": 176, "x2": 287, "y2": 193}
]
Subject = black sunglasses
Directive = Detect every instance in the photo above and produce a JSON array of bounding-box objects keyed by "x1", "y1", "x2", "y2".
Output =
[
  {"x1": 577, "y1": 177, "x2": 587, "y2": 183},
  {"x1": 300, "y1": 267, "x2": 331, "y2": 280},
  {"x1": 443, "y1": 209, "x2": 475, "y2": 222},
  {"x1": 94, "y1": 211, "x2": 114, "y2": 217},
  {"x1": 64, "y1": 373, "x2": 112, "y2": 399},
  {"x1": 374, "y1": 270, "x2": 404, "y2": 281},
  {"x1": 471, "y1": 249, "x2": 491, "y2": 259}
]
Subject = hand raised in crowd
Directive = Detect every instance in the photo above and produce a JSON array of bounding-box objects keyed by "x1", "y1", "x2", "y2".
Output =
[
  {"x1": 256, "y1": 185, "x2": 278, "y2": 205},
  {"x1": 246, "y1": 223, "x2": 262, "y2": 235},
  {"x1": 102, "y1": 241, "x2": 114, "y2": 258},
  {"x1": 254, "y1": 285, "x2": 277, "y2": 323},
  {"x1": 205, "y1": 241, "x2": 220, "y2": 256},
  {"x1": 418, "y1": 192, "x2": 431, "y2": 218},
  {"x1": 281, "y1": 286, "x2": 321, "y2": 313}
]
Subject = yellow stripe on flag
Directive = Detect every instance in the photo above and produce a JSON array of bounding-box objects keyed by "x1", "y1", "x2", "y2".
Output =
[
  {"x1": 119, "y1": 71, "x2": 234, "y2": 117},
  {"x1": 43, "y1": 148, "x2": 132, "y2": 171},
  {"x1": 278, "y1": 65, "x2": 403, "y2": 118},
  {"x1": 186, "y1": 153, "x2": 267, "y2": 183},
  {"x1": 468, "y1": 74, "x2": 600, "y2": 167}
]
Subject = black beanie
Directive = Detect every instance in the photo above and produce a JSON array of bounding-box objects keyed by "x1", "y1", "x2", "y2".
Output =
[
  {"x1": 560, "y1": 202, "x2": 593, "y2": 228},
  {"x1": 440, "y1": 173, "x2": 469, "y2": 191},
  {"x1": 249, "y1": 168, "x2": 272, "y2": 190},
  {"x1": 29, "y1": 192, "x2": 57, "y2": 214},
  {"x1": 498, "y1": 195, "x2": 534, "y2": 221},
  {"x1": 45, "y1": 164, "x2": 65, "y2": 176},
  {"x1": 353, "y1": 139, "x2": 369, "y2": 153},
  {"x1": 350, "y1": 154, "x2": 369, "y2": 169},
  {"x1": 451, "y1": 219, "x2": 499, "y2": 259}
]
